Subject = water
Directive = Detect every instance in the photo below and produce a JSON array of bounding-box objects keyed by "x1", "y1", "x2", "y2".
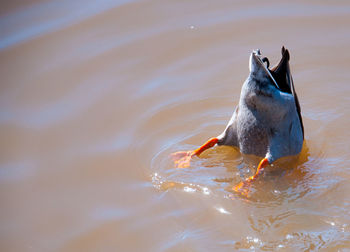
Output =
[{"x1": 1, "y1": 0, "x2": 350, "y2": 251}]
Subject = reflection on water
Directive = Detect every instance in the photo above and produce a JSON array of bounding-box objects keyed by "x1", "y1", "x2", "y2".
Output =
[{"x1": 1, "y1": 0, "x2": 350, "y2": 251}]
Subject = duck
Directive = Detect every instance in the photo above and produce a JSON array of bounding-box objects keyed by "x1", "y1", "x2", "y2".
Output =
[{"x1": 171, "y1": 47, "x2": 304, "y2": 193}]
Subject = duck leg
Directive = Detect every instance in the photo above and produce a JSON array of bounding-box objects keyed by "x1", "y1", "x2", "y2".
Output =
[
  {"x1": 233, "y1": 157, "x2": 269, "y2": 195},
  {"x1": 171, "y1": 137, "x2": 218, "y2": 168}
]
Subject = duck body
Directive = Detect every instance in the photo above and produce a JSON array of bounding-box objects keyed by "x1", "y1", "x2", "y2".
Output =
[
  {"x1": 217, "y1": 48, "x2": 303, "y2": 163},
  {"x1": 171, "y1": 47, "x2": 304, "y2": 193}
]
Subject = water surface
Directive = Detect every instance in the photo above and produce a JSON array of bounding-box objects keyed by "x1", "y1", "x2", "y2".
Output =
[{"x1": 1, "y1": 0, "x2": 350, "y2": 251}]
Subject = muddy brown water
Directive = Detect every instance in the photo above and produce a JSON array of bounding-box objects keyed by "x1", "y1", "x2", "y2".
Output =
[{"x1": 1, "y1": 1, "x2": 350, "y2": 251}]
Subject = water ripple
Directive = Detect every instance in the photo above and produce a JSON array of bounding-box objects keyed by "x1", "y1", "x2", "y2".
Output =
[{"x1": 0, "y1": 0, "x2": 135, "y2": 50}]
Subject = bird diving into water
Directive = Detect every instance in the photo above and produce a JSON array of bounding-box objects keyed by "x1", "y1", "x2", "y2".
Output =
[{"x1": 171, "y1": 47, "x2": 304, "y2": 194}]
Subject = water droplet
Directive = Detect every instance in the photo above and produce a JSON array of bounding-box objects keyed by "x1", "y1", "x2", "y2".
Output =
[
  {"x1": 326, "y1": 220, "x2": 336, "y2": 226},
  {"x1": 215, "y1": 207, "x2": 231, "y2": 214},
  {"x1": 202, "y1": 187, "x2": 210, "y2": 195},
  {"x1": 273, "y1": 190, "x2": 281, "y2": 194},
  {"x1": 184, "y1": 186, "x2": 196, "y2": 193}
]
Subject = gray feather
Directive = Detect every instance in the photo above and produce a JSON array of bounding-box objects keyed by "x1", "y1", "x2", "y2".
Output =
[{"x1": 217, "y1": 48, "x2": 303, "y2": 163}]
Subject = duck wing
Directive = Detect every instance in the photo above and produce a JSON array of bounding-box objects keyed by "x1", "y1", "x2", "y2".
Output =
[{"x1": 270, "y1": 47, "x2": 304, "y2": 139}]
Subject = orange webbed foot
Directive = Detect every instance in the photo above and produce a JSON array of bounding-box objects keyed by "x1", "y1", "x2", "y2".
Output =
[
  {"x1": 233, "y1": 174, "x2": 258, "y2": 196},
  {"x1": 171, "y1": 150, "x2": 195, "y2": 168},
  {"x1": 233, "y1": 158, "x2": 269, "y2": 196},
  {"x1": 170, "y1": 137, "x2": 219, "y2": 169},
  {"x1": 233, "y1": 180, "x2": 252, "y2": 196}
]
